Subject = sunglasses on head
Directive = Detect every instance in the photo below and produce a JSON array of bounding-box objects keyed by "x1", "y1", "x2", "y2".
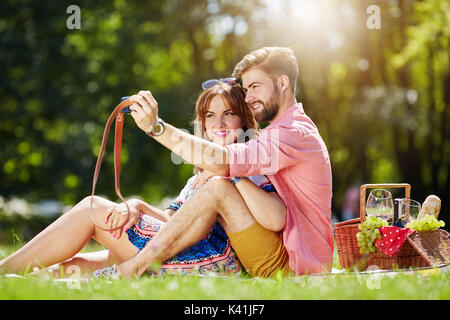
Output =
[{"x1": 201, "y1": 77, "x2": 237, "y2": 90}]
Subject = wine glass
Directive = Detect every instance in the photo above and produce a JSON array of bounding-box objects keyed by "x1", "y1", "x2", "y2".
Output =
[
  {"x1": 396, "y1": 198, "x2": 421, "y2": 226},
  {"x1": 366, "y1": 189, "x2": 394, "y2": 221}
]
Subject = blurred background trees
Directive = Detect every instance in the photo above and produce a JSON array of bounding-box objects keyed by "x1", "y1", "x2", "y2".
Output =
[{"x1": 0, "y1": 0, "x2": 448, "y2": 236}]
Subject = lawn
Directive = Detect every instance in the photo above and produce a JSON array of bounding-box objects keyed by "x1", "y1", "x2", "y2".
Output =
[{"x1": 1, "y1": 242, "x2": 449, "y2": 301}]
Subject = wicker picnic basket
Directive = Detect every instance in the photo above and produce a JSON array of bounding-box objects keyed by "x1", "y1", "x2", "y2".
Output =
[{"x1": 334, "y1": 183, "x2": 450, "y2": 271}]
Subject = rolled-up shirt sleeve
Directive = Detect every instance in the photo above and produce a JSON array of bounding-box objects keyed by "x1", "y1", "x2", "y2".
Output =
[{"x1": 225, "y1": 125, "x2": 316, "y2": 178}]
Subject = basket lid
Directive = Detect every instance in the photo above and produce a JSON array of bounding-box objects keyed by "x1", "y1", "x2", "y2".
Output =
[{"x1": 407, "y1": 229, "x2": 450, "y2": 267}]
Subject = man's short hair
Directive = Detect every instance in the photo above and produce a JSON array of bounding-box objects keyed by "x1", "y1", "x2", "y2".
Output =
[{"x1": 232, "y1": 47, "x2": 299, "y2": 95}]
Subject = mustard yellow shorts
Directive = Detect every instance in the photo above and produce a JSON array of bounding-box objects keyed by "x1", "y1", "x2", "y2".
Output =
[{"x1": 227, "y1": 222, "x2": 292, "y2": 278}]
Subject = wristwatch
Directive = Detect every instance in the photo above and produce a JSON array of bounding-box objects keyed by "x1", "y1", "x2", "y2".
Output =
[
  {"x1": 146, "y1": 119, "x2": 165, "y2": 137},
  {"x1": 229, "y1": 176, "x2": 243, "y2": 185}
]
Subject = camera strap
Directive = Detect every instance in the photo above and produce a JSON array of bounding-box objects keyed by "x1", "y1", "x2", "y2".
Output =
[{"x1": 89, "y1": 98, "x2": 135, "y2": 231}]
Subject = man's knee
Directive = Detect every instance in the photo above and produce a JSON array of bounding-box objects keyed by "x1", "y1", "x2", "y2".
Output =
[
  {"x1": 202, "y1": 178, "x2": 255, "y2": 231},
  {"x1": 202, "y1": 178, "x2": 239, "y2": 204},
  {"x1": 203, "y1": 177, "x2": 234, "y2": 195}
]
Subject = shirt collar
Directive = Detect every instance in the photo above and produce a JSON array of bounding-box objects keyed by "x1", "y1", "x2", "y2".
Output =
[{"x1": 266, "y1": 102, "x2": 304, "y2": 129}]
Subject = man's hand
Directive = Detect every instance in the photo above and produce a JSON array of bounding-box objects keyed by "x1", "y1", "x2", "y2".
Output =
[
  {"x1": 116, "y1": 259, "x2": 139, "y2": 279},
  {"x1": 129, "y1": 90, "x2": 159, "y2": 133}
]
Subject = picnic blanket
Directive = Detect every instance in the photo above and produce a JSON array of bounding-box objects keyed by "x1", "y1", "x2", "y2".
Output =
[{"x1": 3, "y1": 263, "x2": 449, "y2": 283}]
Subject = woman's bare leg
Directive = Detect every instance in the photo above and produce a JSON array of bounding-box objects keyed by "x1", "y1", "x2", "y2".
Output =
[
  {"x1": 40, "y1": 249, "x2": 120, "y2": 277},
  {"x1": 0, "y1": 196, "x2": 138, "y2": 274}
]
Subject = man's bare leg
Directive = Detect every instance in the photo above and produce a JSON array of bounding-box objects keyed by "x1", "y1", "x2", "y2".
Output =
[
  {"x1": 0, "y1": 196, "x2": 138, "y2": 274},
  {"x1": 119, "y1": 178, "x2": 255, "y2": 276}
]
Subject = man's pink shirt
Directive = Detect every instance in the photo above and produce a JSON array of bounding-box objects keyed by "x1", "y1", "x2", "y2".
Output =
[{"x1": 225, "y1": 103, "x2": 334, "y2": 275}]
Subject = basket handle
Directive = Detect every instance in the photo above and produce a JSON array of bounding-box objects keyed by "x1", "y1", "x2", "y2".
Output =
[{"x1": 360, "y1": 183, "x2": 411, "y2": 221}]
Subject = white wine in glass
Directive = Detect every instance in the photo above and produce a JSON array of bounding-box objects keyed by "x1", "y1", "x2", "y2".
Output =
[
  {"x1": 366, "y1": 189, "x2": 394, "y2": 221},
  {"x1": 397, "y1": 198, "x2": 421, "y2": 226}
]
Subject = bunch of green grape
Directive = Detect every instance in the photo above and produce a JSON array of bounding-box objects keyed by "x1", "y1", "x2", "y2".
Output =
[
  {"x1": 405, "y1": 214, "x2": 445, "y2": 231},
  {"x1": 356, "y1": 216, "x2": 388, "y2": 254}
]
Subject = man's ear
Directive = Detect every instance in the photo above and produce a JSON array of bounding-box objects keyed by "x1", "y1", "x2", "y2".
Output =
[{"x1": 278, "y1": 75, "x2": 290, "y2": 93}]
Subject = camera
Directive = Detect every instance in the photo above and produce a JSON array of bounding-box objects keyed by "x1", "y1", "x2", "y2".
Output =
[{"x1": 120, "y1": 96, "x2": 131, "y2": 114}]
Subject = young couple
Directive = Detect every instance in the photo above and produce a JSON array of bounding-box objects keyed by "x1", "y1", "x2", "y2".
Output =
[{"x1": 0, "y1": 47, "x2": 333, "y2": 278}]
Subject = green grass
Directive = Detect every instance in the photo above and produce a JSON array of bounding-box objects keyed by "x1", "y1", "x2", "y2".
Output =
[{"x1": 1, "y1": 244, "x2": 449, "y2": 300}]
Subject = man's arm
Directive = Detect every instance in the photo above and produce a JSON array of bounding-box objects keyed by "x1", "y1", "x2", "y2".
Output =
[
  {"x1": 128, "y1": 90, "x2": 230, "y2": 176},
  {"x1": 153, "y1": 122, "x2": 230, "y2": 176}
]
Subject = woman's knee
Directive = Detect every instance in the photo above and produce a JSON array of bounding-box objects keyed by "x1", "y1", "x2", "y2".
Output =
[
  {"x1": 75, "y1": 196, "x2": 114, "y2": 224},
  {"x1": 80, "y1": 195, "x2": 111, "y2": 210}
]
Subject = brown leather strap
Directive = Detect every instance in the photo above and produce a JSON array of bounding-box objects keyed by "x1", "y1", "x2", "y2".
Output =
[{"x1": 90, "y1": 98, "x2": 135, "y2": 231}]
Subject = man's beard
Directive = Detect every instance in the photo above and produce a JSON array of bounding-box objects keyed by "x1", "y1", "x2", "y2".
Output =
[{"x1": 253, "y1": 88, "x2": 280, "y2": 123}]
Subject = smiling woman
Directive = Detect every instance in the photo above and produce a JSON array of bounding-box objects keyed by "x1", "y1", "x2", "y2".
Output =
[
  {"x1": 204, "y1": 96, "x2": 244, "y2": 146},
  {"x1": 193, "y1": 80, "x2": 258, "y2": 144}
]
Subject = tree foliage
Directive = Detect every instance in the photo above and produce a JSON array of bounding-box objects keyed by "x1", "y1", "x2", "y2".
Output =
[{"x1": 0, "y1": 0, "x2": 448, "y2": 227}]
